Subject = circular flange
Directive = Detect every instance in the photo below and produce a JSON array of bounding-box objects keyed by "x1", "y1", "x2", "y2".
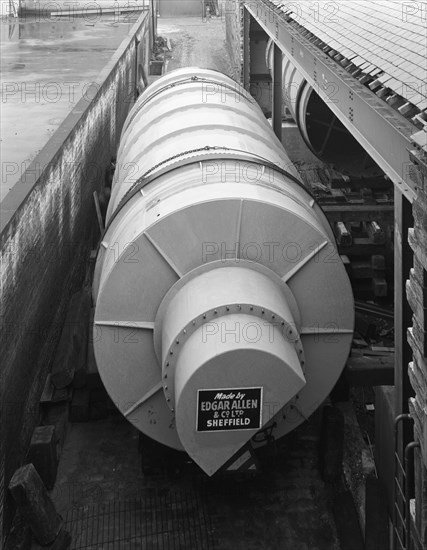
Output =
[
  {"x1": 161, "y1": 301, "x2": 305, "y2": 409},
  {"x1": 153, "y1": 259, "x2": 302, "y2": 363}
]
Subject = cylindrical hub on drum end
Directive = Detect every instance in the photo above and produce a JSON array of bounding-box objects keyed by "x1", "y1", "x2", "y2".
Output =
[{"x1": 157, "y1": 267, "x2": 305, "y2": 475}]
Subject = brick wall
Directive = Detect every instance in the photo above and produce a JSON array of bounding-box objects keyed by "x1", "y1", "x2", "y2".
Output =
[{"x1": 0, "y1": 10, "x2": 152, "y2": 543}]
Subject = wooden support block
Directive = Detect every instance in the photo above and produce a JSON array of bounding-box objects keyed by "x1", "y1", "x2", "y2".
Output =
[
  {"x1": 366, "y1": 221, "x2": 385, "y2": 244},
  {"x1": 330, "y1": 189, "x2": 347, "y2": 202},
  {"x1": 70, "y1": 387, "x2": 90, "y2": 423},
  {"x1": 372, "y1": 277, "x2": 388, "y2": 297},
  {"x1": 340, "y1": 237, "x2": 385, "y2": 256},
  {"x1": 345, "y1": 356, "x2": 394, "y2": 387},
  {"x1": 52, "y1": 387, "x2": 72, "y2": 403},
  {"x1": 40, "y1": 374, "x2": 55, "y2": 404},
  {"x1": 8, "y1": 464, "x2": 62, "y2": 545},
  {"x1": 333, "y1": 491, "x2": 364, "y2": 550},
  {"x1": 27, "y1": 426, "x2": 58, "y2": 490},
  {"x1": 319, "y1": 405, "x2": 344, "y2": 482},
  {"x1": 43, "y1": 402, "x2": 69, "y2": 455},
  {"x1": 40, "y1": 375, "x2": 72, "y2": 405},
  {"x1": 322, "y1": 205, "x2": 394, "y2": 224},
  {"x1": 31, "y1": 528, "x2": 71, "y2": 550},
  {"x1": 4, "y1": 513, "x2": 31, "y2": 550},
  {"x1": 371, "y1": 254, "x2": 385, "y2": 271},
  {"x1": 351, "y1": 261, "x2": 373, "y2": 279},
  {"x1": 361, "y1": 187, "x2": 373, "y2": 199},
  {"x1": 335, "y1": 221, "x2": 352, "y2": 246},
  {"x1": 369, "y1": 346, "x2": 395, "y2": 353}
]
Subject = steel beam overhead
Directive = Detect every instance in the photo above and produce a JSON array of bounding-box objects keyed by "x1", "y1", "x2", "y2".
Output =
[{"x1": 244, "y1": 0, "x2": 420, "y2": 202}]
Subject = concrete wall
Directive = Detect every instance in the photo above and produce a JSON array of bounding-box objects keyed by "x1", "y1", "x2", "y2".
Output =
[
  {"x1": 18, "y1": 0, "x2": 149, "y2": 14},
  {"x1": 224, "y1": 0, "x2": 243, "y2": 83},
  {"x1": 0, "y1": 10, "x2": 152, "y2": 542},
  {"x1": 158, "y1": 0, "x2": 203, "y2": 17}
]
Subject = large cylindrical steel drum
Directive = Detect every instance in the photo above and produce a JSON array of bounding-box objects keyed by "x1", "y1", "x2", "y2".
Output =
[
  {"x1": 266, "y1": 39, "x2": 381, "y2": 177},
  {"x1": 93, "y1": 67, "x2": 354, "y2": 476}
]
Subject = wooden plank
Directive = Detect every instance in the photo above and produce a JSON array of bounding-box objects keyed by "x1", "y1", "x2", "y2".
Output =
[
  {"x1": 339, "y1": 237, "x2": 388, "y2": 256},
  {"x1": 345, "y1": 356, "x2": 394, "y2": 386},
  {"x1": 372, "y1": 277, "x2": 388, "y2": 297},
  {"x1": 366, "y1": 220, "x2": 385, "y2": 244},
  {"x1": 371, "y1": 254, "x2": 386, "y2": 270},
  {"x1": 27, "y1": 426, "x2": 58, "y2": 491},
  {"x1": 42, "y1": 403, "x2": 69, "y2": 455},
  {"x1": 8, "y1": 464, "x2": 62, "y2": 545},
  {"x1": 335, "y1": 221, "x2": 352, "y2": 246},
  {"x1": 322, "y1": 205, "x2": 394, "y2": 223},
  {"x1": 351, "y1": 261, "x2": 373, "y2": 279}
]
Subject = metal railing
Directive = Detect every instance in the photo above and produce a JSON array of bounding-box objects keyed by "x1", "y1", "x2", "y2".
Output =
[{"x1": 393, "y1": 414, "x2": 422, "y2": 550}]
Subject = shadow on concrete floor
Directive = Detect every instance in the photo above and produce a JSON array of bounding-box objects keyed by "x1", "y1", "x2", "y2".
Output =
[{"x1": 52, "y1": 413, "x2": 341, "y2": 550}]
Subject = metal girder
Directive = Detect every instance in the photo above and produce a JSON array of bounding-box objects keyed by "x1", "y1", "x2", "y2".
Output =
[
  {"x1": 345, "y1": 356, "x2": 394, "y2": 387},
  {"x1": 272, "y1": 43, "x2": 283, "y2": 139},
  {"x1": 244, "y1": 0, "x2": 419, "y2": 203}
]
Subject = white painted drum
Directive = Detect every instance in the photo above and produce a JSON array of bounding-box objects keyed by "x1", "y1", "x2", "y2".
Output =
[{"x1": 93, "y1": 67, "x2": 354, "y2": 475}]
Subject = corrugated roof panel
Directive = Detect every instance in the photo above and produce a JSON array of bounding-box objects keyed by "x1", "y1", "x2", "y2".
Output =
[{"x1": 271, "y1": 0, "x2": 426, "y2": 109}]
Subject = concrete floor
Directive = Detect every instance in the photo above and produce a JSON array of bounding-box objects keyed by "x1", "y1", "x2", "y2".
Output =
[
  {"x1": 0, "y1": 13, "x2": 139, "y2": 201},
  {"x1": 53, "y1": 413, "x2": 341, "y2": 549}
]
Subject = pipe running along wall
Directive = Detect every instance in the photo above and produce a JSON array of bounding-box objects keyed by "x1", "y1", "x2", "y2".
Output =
[
  {"x1": 266, "y1": 39, "x2": 382, "y2": 177},
  {"x1": 93, "y1": 67, "x2": 354, "y2": 476}
]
